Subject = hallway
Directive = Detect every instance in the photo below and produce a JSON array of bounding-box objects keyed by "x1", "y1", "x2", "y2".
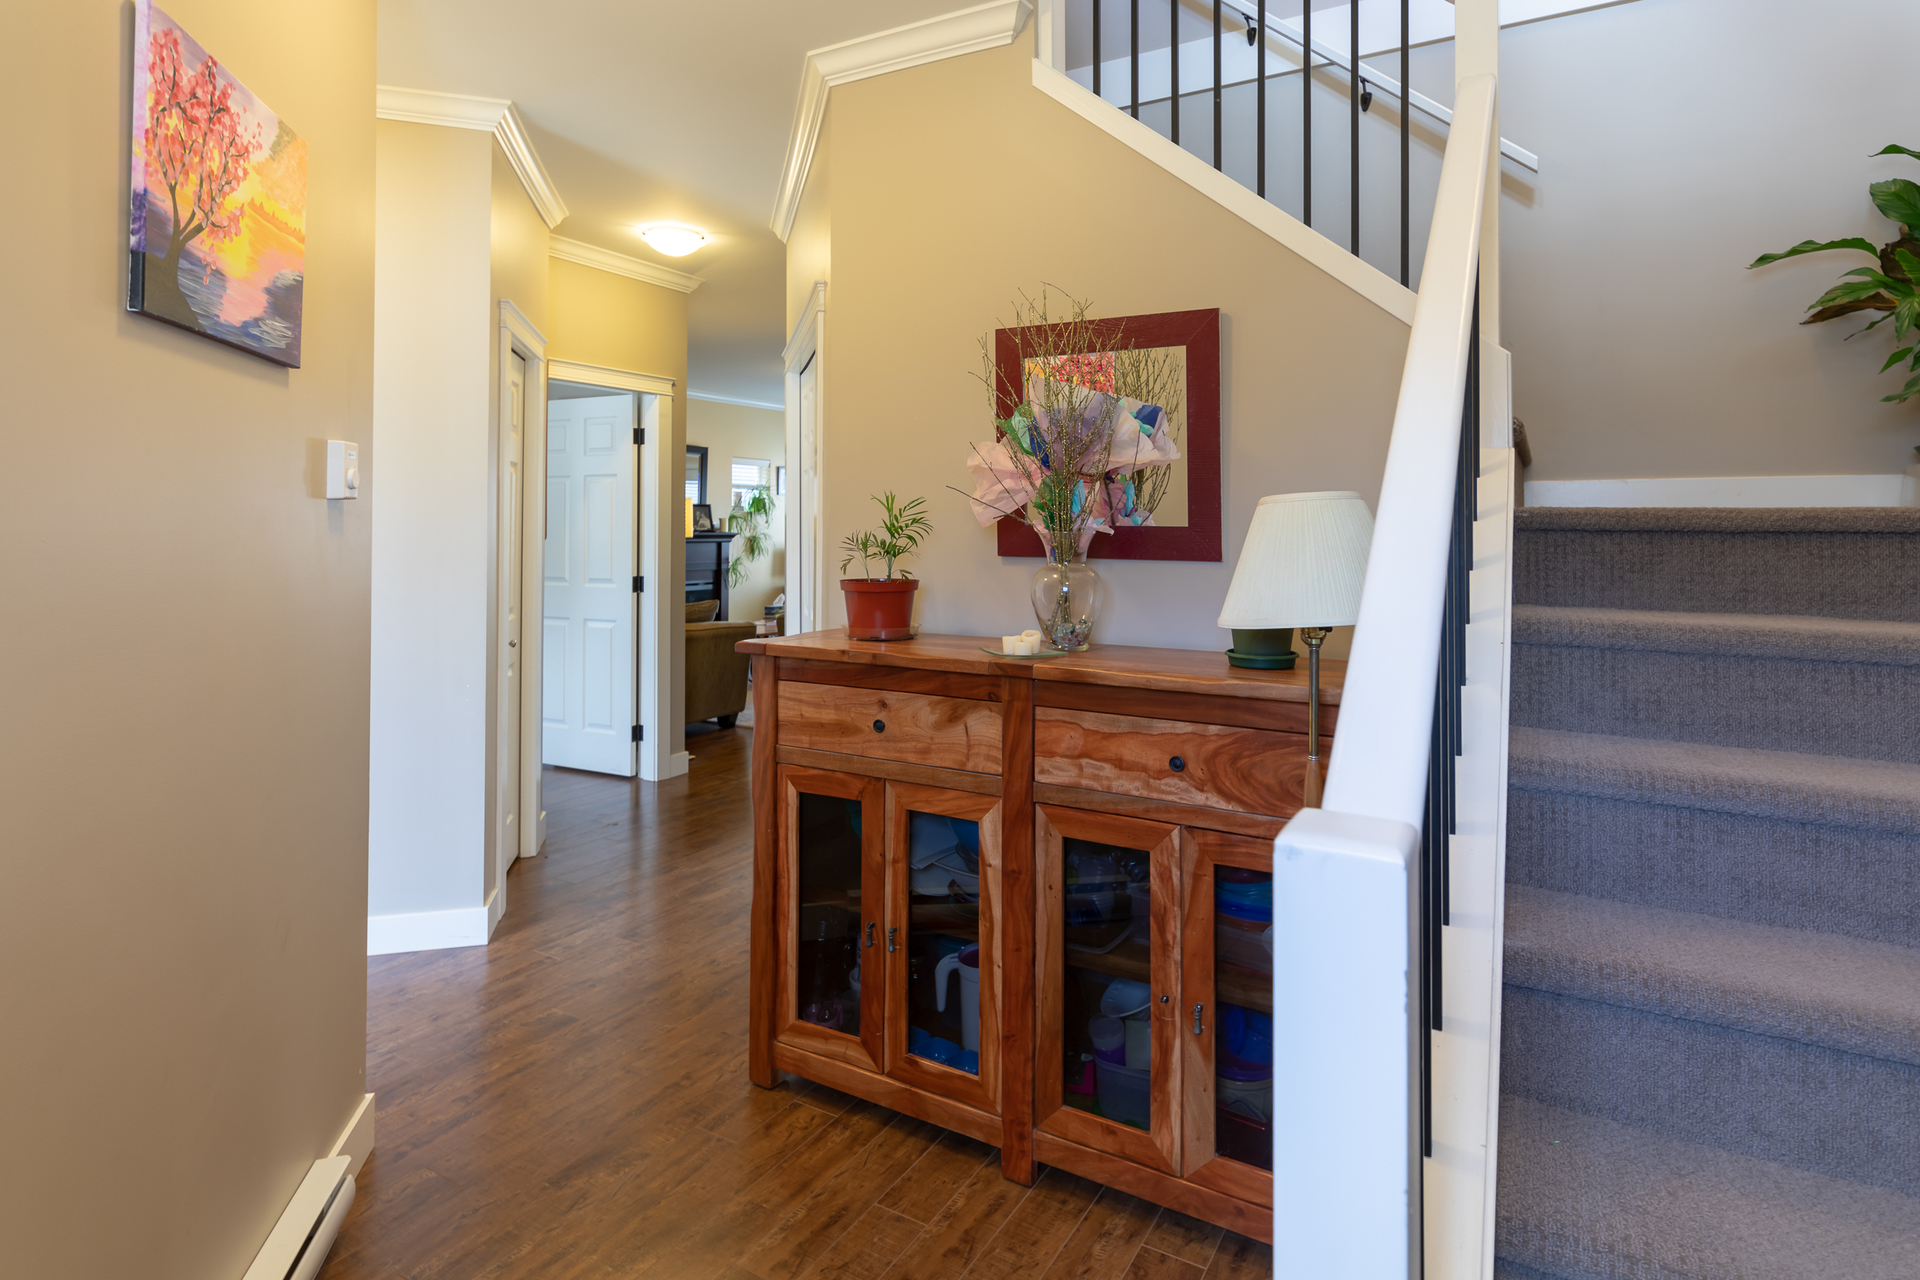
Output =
[{"x1": 322, "y1": 726, "x2": 1272, "y2": 1280}]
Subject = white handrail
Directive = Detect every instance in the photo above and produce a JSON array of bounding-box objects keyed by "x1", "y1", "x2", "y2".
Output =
[
  {"x1": 1322, "y1": 72, "x2": 1496, "y2": 828},
  {"x1": 1269, "y1": 70, "x2": 1500, "y2": 1280}
]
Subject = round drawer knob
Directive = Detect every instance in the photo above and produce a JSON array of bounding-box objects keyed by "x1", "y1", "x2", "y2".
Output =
[
  {"x1": 872, "y1": 719, "x2": 887, "y2": 733},
  {"x1": 1169, "y1": 756, "x2": 1186, "y2": 772}
]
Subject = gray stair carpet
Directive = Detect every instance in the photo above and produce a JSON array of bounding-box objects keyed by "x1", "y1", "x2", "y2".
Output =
[
  {"x1": 1496, "y1": 1096, "x2": 1920, "y2": 1280},
  {"x1": 1508, "y1": 728, "x2": 1920, "y2": 946},
  {"x1": 1512, "y1": 605, "x2": 1920, "y2": 762},
  {"x1": 1497, "y1": 508, "x2": 1920, "y2": 1278},
  {"x1": 1513, "y1": 506, "x2": 1920, "y2": 620}
]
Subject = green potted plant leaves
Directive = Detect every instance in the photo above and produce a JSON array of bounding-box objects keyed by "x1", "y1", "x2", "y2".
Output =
[
  {"x1": 726, "y1": 486, "x2": 776, "y2": 589},
  {"x1": 839, "y1": 492, "x2": 932, "y2": 641},
  {"x1": 1749, "y1": 144, "x2": 1920, "y2": 403}
]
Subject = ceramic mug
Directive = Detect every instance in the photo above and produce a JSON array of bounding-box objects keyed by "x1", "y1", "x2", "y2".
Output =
[{"x1": 934, "y1": 945, "x2": 982, "y2": 1052}]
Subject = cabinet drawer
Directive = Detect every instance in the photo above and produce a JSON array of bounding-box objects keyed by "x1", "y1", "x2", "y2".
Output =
[
  {"x1": 1034, "y1": 707, "x2": 1312, "y2": 816},
  {"x1": 778, "y1": 682, "x2": 1002, "y2": 775}
]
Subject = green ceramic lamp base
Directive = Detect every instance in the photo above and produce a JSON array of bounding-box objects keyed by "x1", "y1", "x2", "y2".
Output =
[{"x1": 1225, "y1": 627, "x2": 1297, "y2": 670}]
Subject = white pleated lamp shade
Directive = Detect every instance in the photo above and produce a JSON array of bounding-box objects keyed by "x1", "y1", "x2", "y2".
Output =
[{"x1": 1216, "y1": 491, "x2": 1374, "y2": 630}]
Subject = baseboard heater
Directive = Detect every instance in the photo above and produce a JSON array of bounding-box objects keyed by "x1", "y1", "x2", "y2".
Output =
[{"x1": 241, "y1": 1156, "x2": 356, "y2": 1280}]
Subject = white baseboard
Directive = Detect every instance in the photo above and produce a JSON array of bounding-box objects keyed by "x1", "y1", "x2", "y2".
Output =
[
  {"x1": 663, "y1": 750, "x2": 692, "y2": 779},
  {"x1": 486, "y1": 882, "x2": 505, "y2": 939},
  {"x1": 1525, "y1": 473, "x2": 1916, "y2": 509},
  {"x1": 329, "y1": 1093, "x2": 376, "y2": 1179},
  {"x1": 367, "y1": 904, "x2": 490, "y2": 955}
]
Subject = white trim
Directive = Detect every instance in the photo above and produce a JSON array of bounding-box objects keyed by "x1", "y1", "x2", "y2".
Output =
[
  {"x1": 784, "y1": 283, "x2": 827, "y2": 634},
  {"x1": 662, "y1": 750, "x2": 692, "y2": 780},
  {"x1": 240, "y1": 1157, "x2": 354, "y2": 1280},
  {"x1": 1523, "y1": 473, "x2": 1916, "y2": 508},
  {"x1": 550, "y1": 236, "x2": 703, "y2": 293},
  {"x1": 498, "y1": 301, "x2": 548, "y2": 904},
  {"x1": 368, "y1": 905, "x2": 491, "y2": 955},
  {"x1": 1030, "y1": 59, "x2": 1414, "y2": 324},
  {"x1": 376, "y1": 86, "x2": 569, "y2": 228},
  {"x1": 689, "y1": 390, "x2": 785, "y2": 411},
  {"x1": 770, "y1": 1, "x2": 1035, "y2": 240},
  {"x1": 547, "y1": 360, "x2": 680, "y2": 782},
  {"x1": 328, "y1": 1093, "x2": 377, "y2": 1180},
  {"x1": 549, "y1": 360, "x2": 676, "y2": 398}
]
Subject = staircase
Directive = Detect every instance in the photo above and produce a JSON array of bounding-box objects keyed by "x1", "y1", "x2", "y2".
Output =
[{"x1": 1495, "y1": 506, "x2": 1920, "y2": 1279}]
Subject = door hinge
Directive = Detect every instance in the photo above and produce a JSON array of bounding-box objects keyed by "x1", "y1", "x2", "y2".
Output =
[
  {"x1": 631, "y1": 724, "x2": 643, "y2": 742},
  {"x1": 633, "y1": 426, "x2": 644, "y2": 445},
  {"x1": 633, "y1": 575, "x2": 643, "y2": 593}
]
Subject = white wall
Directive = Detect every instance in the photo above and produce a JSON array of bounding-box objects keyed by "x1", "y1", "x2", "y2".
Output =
[
  {"x1": 368, "y1": 121, "x2": 495, "y2": 948},
  {"x1": 1497, "y1": 0, "x2": 1920, "y2": 481},
  {"x1": 687, "y1": 396, "x2": 788, "y2": 620}
]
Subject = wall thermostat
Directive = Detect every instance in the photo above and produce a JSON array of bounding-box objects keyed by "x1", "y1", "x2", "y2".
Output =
[{"x1": 326, "y1": 440, "x2": 360, "y2": 500}]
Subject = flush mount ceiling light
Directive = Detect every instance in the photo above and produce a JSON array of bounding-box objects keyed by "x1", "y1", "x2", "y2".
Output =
[{"x1": 637, "y1": 225, "x2": 708, "y2": 257}]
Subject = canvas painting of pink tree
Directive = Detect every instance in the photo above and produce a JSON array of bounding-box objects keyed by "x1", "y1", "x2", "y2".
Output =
[{"x1": 129, "y1": 2, "x2": 305, "y2": 367}]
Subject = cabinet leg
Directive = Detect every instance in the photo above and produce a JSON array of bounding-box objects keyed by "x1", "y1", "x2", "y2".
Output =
[{"x1": 1000, "y1": 1138, "x2": 1036, "y2": 1186}]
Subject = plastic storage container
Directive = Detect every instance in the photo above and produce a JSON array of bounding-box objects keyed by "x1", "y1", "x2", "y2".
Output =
[
  {"x1": 1095, "y1": 1057, "x2": 1152, "y2": 1129},
  {"x1": 1089, "y1": 1015, "x2": 1126, "y2": 1065},
  {"x1": 1218, "y1": 1059, "x2": 1273, "y2": 1124}
]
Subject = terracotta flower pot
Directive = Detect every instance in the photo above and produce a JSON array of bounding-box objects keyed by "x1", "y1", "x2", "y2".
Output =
[{"x1": 842, "y1": 578, "x2": 918, "y2": 640}]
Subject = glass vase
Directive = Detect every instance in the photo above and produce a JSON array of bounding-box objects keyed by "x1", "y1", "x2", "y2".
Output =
[{"x1": 1030, "y1": 545, "x2": 1102, "y2": 651}]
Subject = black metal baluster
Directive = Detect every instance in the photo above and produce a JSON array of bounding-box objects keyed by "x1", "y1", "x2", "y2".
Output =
[
  {"x1": 1213, "y1": 1, "x2": 1223, "y2": 170},
  {"x1": 1302, "y1": 0, "x2": 1311, "y2": 226},
  {"x1": 1400, "y1": 0, "x2": 1410, "y2": 284},
  {"x1": 1171, "y1": 0, "x2": 1181, "y2": 145},
  {"x1": 1130, "y1": 0, "x2": 1140, "y2": 118},
  {"x1": 1093, "y1": 0, "x2": 1102, "y2": 100},
  {"x1": 1350, "y1": 0, "x2": 1360, "y2": 256},
  {"x1": 1256, "y1": 3, "x2": 1266, "y2": 197}
]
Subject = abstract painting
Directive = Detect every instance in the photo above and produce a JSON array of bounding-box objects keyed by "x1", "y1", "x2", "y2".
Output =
[{"x1": 129, "y1": 2, "x2": 305, "y2": 367}]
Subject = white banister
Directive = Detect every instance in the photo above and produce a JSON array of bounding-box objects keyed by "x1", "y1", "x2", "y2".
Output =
[
  {"x1": 1321, "y1": 71, "x2": 1496, "y2": 828},
  {"x1": 1270, "y1": 1, "x2": 1504, "y2": 1266}
]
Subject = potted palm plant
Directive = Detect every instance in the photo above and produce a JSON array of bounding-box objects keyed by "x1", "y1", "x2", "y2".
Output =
[{"x1": 840, "y1": 492, "x2": 932, "y2": 640}]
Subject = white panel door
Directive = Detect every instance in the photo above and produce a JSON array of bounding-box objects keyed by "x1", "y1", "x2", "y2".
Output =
[
  {"x1": 500, "y1": 351, "x2": 527, "y2": 900},
  {"x1": 543, "y1": 394, "x2": 637, "y2": 775}
]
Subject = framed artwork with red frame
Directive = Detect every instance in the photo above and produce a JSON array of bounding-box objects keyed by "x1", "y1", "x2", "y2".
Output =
[{"x1": 993, "y1": 308, "x2": 1221, "y2": 562}]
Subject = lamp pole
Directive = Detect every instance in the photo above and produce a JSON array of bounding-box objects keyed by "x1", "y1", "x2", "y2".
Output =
[{"x1": 1301, "y1": 626, "x2": 1330, "y2": 806}]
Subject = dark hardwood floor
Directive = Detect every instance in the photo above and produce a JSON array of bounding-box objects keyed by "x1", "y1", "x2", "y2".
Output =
[{"x1": 322, "y1": 722, "x2": 1272, "y2": 1280}]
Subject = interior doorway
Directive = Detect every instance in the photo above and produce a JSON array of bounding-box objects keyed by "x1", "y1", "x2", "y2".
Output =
[
  {"x1": 543, "y1": 360, "x2": 681, "y2": 783},
  {"x1": 544, "y1": 381, "x2": 640, "y2": 776}
]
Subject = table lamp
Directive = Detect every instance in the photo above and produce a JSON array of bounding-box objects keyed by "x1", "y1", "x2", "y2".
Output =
[{"x1": 1217, "y1": 491, "x2": 1374, "y2": 801}]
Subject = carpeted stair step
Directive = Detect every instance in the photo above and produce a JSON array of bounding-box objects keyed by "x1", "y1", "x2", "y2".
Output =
[
  {"x1": 1495, "y1": 1095, "x2": 1920, "y2": 1280},
  {"x1": 1502, "y1": 886, "x2": 1920, "y2": 1194},
  {"x1": 1514, "y1": 506, "x2": 1920, "y2": 621},
  {"x1": 1507, "y1": 727, "x2": 1920, "y2": 946},
  {"x1": 1511, "y1": 605, "x2": 1920, "y2": 761}
]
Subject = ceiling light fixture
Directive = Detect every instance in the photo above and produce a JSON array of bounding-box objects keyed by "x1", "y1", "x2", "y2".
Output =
[{"x1": 638, "y1": 225, "x2": 708, "y2": 257}]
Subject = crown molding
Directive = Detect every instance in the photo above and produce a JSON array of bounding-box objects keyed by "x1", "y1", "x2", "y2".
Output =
[
  {"x1": 688, "y1": 390, "x2": 784, "y2": 411},
  {"x1": 549, "y1": 236, "x2": 703, "y2": 293},
  {"x1": 769, "y1": 1, "x2": 1033, "y2": 241},
  {"x1": 376, "y1": 85, "x2": 569, "y2": 229}
]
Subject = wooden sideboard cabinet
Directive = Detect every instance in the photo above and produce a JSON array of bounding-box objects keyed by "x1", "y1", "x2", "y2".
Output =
[{"x1": 736, "y1": 631, "x2": 1342, "y2": 1241}]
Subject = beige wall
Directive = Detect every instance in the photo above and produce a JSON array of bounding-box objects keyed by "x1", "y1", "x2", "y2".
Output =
[
  {"x1": 369, "y1": 120, "x2": 494, "y2": 923},
  {"x1": 688, "y1": 398, "x2": 788, "y2": 620},
  {"x1": 483, "y1": 140, "x2": 550, "y2": 895},
  {"x1": 786, "y1": 109, "x2": 833, "y2": 337},
  {"x1": 0, "y1": 2, "x2": 374, "y2": 1276},
  {"x1": 547, "y1": 257, "x2": 692, "y2": 755},
  {"x1": 1500, "y1": 0, "x2": 1920, "y2": 480},
  {"x1": 808, "y1": 34, "x2": 1409, "y2": 652}
]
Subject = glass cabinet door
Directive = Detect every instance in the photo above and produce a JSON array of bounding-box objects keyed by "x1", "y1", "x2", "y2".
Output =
[
  {"x1": 1034, "y1": 805, "x2": 1182, "y2": 1175},
  {"x1": 1179, "y1": 828, "x2": 1275, "y2": 1206},
  {"x1": 777, "y1": 765, "x2": 885, "y2": 1072},
  {"x1": 883, "y1": 782, "x2": 1001, "y2": 1115}
]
